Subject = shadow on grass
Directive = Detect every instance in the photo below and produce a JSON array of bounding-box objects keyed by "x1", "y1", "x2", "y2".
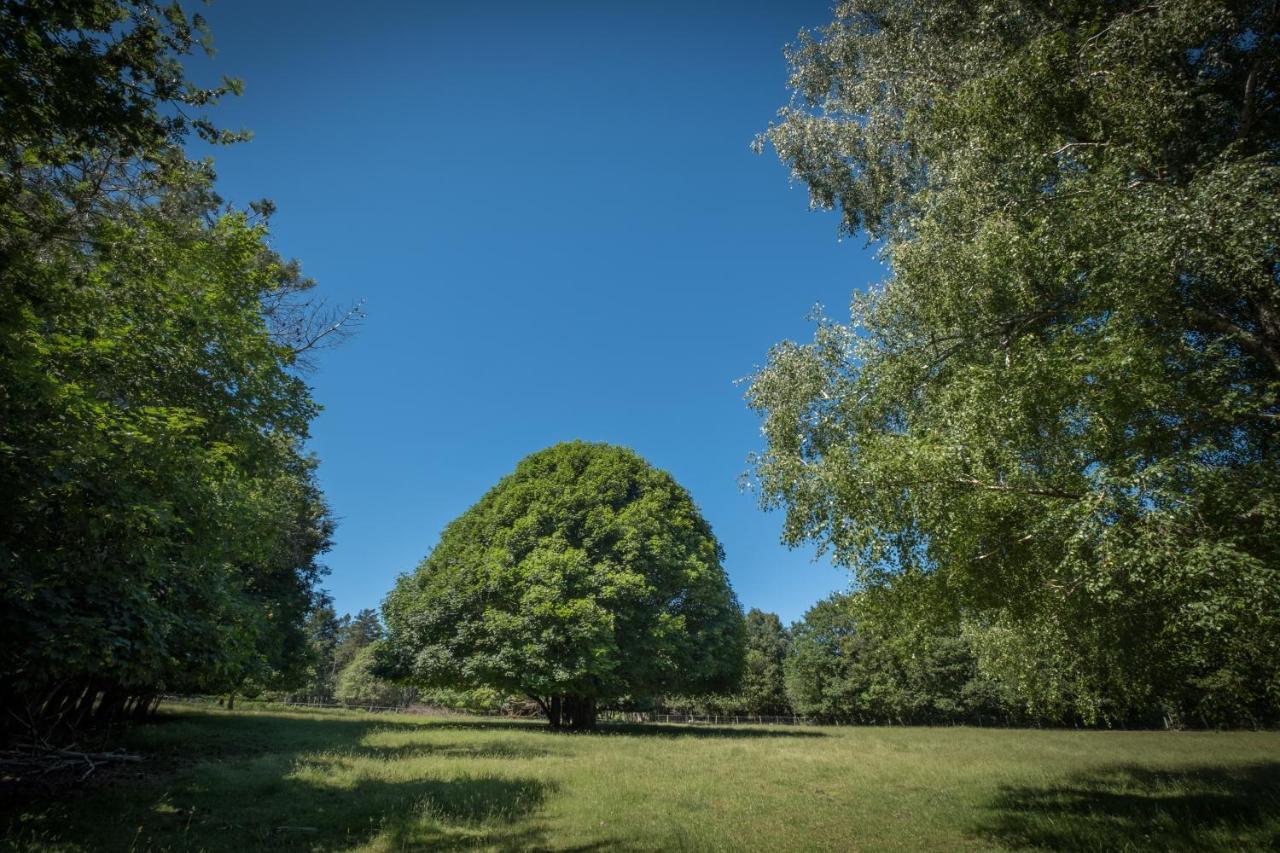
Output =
[
  {"x1": 974, "y1": 762, "x2": 1280, "y2": 851},
  {"x1": 194, "y1": 773, "x2": 557, "y2": 852},
  {"x1": 137, "y1": 707, "x2": 826, "y2": 747},
  {"x1": 357, "y1": 740, "x2": 562, "y2": 761},
  {"x1": 3, "y1": 707, "x2": 816, "y2": 850},
  {"x1": 1, "y1": 709, "x2": 606, "y2": 851},
  {"x1": 368, "y1": 775, "x2": 623, "y2": 852},
  {"x1": 424, "y1": 719, "x2": 828, "y2": 739},
  {"x1": 134, "y1": 707, "x2": 436, "y2": 750}
]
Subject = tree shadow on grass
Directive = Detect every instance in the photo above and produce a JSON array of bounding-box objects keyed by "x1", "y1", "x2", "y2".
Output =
[
  {"x1": 133, "y1": 708, "x2": 826, "y2": 753},
  {"x1": 424, "y1": 719, "x2": 828, "y2": 739},
  {"x1": 6, "y1": 767, "x2": 567, "y2": 852},
  {"x1": 974, "y1": 762, "x2": 1280, "y2": 851},
  {"x1": 245, "y1": 772, "x2": 558, "y2": 852},
  {"x1": 364, "y1": 774, "x2": 623, "y2": 852},
  {"x1": 357, "y1": 739, "x2": 563, "y2": 761},
  {"x1": 110, "y1": 707, "x2": 433, "y2": 760},
  {"x1": 0, "y1": 709, "x2": 594, "y2": 851},
  {"x1": 3, "y1": 708, "x2": 811, "y2": 850}
]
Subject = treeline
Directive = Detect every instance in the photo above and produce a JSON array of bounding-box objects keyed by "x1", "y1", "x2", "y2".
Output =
[
  {"x1": 0, "y1": 2, "x2": 348, "y2": 738},
  {"x1": 286, "y1": 607, "x2": 517, "y2": 712},
  {"x1": 348, "y1": 588, "x2": 1267, "y2": 727},
  {"x1": 666, "y1": 586, "x2": 1256, "y2": 728},
  {"x1": 288, "y1": 608, "x2": 414, "y2": 708},
  {"x1": 664, "y1": 601, "x2": 1003, "y2": 725},
  {"x1": 297, "y1": 593, "x2": 1259, "y2": 728}
]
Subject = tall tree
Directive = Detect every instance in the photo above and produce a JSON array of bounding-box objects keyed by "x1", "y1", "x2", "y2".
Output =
[
  {"x1": 784, "y1": 594, "x2": 865, "y2": 721},
  {"x1": 335, "y1": 608, "x2": 383, "y2": 672},
  {"x1": 335, "y1": 642, "x2": 412, "y2": 709},
  {"x1": 785, "y1": 585, "x2": 1010, "y2": 724},
  {"x1": 0, "y1": 0, "x2": 343, "y2": 734},
  {"x1": 750, "y1": 0, "x2": 1280, "y2": 724},
  {"x1": 302, "y1": 602, "x2": 342, "y2": 702},
  {"x1": 382, "y1": 442, "x2": 744, "y2": 729},
  {"x1": 741, "y1": 609, "x2": 791, "y2": 716}
]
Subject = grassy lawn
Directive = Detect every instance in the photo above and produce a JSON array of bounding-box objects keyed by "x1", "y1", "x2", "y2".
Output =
[{"x1": 3, "y1": 705, "x2": 1279, "y2": 851}]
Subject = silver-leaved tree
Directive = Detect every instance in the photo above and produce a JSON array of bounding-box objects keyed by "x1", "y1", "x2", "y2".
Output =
[{"x1": 748, "y1": 0, "x2": 1280, "y2": 726}]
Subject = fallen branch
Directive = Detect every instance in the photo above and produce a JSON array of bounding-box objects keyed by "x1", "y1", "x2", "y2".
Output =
[{"x1": 0, "y1": 745, "x2": 143, "y2": 782}]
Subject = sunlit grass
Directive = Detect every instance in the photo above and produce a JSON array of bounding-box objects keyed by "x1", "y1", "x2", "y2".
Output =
[{"x1": 3, "y1": 705, "x2": 1278, "y2": 851}]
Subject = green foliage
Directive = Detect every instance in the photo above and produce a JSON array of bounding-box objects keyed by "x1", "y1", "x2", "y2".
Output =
[
  {"x1": 416, "y1": 685, "x2": 518, "y2": 714},
  {"x1": 334, "y1": 642, "x2": 410, "y2": 708},
  {"x1": 740, "y1": 609, "x2": 791, "y2": 715},
  {"x1": 0, "y1": 0, "x2": 337, "y2": 730},
  {"x1": 750, "y1": 0, "x2": 1280, "y2": 725},
  {"x1": 301, "y1": 606, "x2": 387, "y2": 698},
  {"x1": 298, "y1": 606, "x2": 386, "y2": 703},
  {"x1": 784, "y1": 595, "x2": 860, "y2": 721},
  {"x1": 336, "y1": 608, "x2": 384, "y2": 671},
  {"x1": 0, "y1": 0, "x2": 243, "y2": 172},
  {"x1": 382, "y1": 441, "x2": 744, "y2": 728},
  {"x1": 785, "y1": 584, "x2": 1012, "y2": 724},
  {"x1": 301, "y1": 602, "x2": 343, "y2": 702},
  {"x1": 659, "y1": 609, "x2": 791, "y2": 716}
]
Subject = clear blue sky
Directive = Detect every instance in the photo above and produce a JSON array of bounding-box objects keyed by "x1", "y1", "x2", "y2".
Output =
[{"x1": 191, "y1": 0, "x2": 881, "y2": 625}]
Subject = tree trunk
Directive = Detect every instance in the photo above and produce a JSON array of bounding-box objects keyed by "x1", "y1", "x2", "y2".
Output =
[
  {"x1": 560, "y1": 695, "x2": 596, "y2": 730},
  {"x1": 132, "y1": 693, "x2": 156, "y2": 722},
  {"x1": 70, "y1": 685, "x2": 100, "y2": 728},
  {"x1": 526, "y1": 693, "x2": 558, "y2": 726},
  {"x1": 536, "y1": 694, "x2": 597, "y2": 730}
]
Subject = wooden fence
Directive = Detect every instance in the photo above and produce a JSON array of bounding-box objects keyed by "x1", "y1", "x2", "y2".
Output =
[{"x1": 162, "y1": 695, "x2": 822, "y2": 726}]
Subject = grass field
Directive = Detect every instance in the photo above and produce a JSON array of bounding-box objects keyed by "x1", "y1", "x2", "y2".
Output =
[{"x1": 3, "y1": 705, "x2": 1279, "y2": 851}]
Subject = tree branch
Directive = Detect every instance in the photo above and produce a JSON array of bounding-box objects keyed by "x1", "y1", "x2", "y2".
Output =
[
  {"x1": 1186, "y1": 308, "x2": 1280, "y2": 373},
  {"x1": 950, "y1": 478, "x2": 1084, "y2": 500}
]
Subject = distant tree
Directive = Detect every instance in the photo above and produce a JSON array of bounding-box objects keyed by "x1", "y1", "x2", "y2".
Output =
[
  {"x1": 382, "y1": 441, "x2": 744, "y2": 729},
  {"x1": 741, "y1": 610, "x2": 791, "y2": 715},
  {"x1": 416, "y1": 686, "x2": 516, "y2": 714},
  {"x1": 335, "y1": 608, "x2": 383, "y2": 671},
  {"x1": 295, "y1": 606, "x2": 384, "y2": 703},
  {"x1": 302, "y1": 603, "x2": 342, "y2": 702},
  {"x1": 785, "y1": 584, "x2": 1011, "y2": 724},
  {"x1": 784, "y1": 595, "x2": 864, "y2": 721},
  {"x1": 749, "y1": 0, "x2": 1280, "y2": 725},
  {"x1": 335, "y1": 642, "x2": 410, "y2": 708}
]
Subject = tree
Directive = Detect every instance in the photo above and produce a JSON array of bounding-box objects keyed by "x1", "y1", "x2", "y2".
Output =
[
  {"x1": 295, "y1": 606, "x2": 385, "y2": 703},
  {"x1": 382, "y1": 441, "x2": 744, "y2": 729},
  {"x1": 741, "y1": 609, "x2": 791, "y2": 716},
  {"x1": 335, "y1": 642, "x2": 411, "y2": 708},
  {"x1": 302, "y1": 602, "x2": 342, "y2": 702},
  {"x1": 785, "y1": 585, "x2": 1010, "y2": 724},
  {"x1": 335, "y1": 608, "x2": 383, "y2": 672},
  {"x1": 749, "y1": 0, "x2": 1280, "y2": 725},
  {"x1": 0, "y1": 0, "x2": 343, "y2": 735},
  {"x1": 784, "y1": 595, "x2": 864, "y2": 721}
]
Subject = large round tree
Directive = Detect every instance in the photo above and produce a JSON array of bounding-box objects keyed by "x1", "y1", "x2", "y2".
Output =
[{"x1": 382, "y1": 442, "x2": 744, "y2": 729}]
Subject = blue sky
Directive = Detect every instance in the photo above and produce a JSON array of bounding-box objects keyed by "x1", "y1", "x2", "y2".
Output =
[{"x1": 192, "y1": 0, "x2": 881, "y2": 625}]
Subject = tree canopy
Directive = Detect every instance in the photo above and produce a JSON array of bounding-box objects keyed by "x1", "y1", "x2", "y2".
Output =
[
  {"x1": 0, "y1": 0, "x2": 343, "y2": 734},
  {"x1": 785, "y1": 581, "x2": 1011, "y2": 724},
  {"x1": 749, "y1": 0, "x2": 1280, "y2": 725},
  {"x1": 296, "y1": 605, "x2": 386, "y2": 704},
  {"x1": 382, "y1": 441, "x2": 744, "y2": 729},
  {"x1": 335, "y1": 642, "x2": 411, "y2": 709},
  {"x1": 740, "y1": 609, "x2": 791, "y2": 716}
]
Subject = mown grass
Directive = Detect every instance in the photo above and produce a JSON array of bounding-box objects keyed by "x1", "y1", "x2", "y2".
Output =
[{"x1": 3, "y1": 704, "x2": 1279, "y2": 851}]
